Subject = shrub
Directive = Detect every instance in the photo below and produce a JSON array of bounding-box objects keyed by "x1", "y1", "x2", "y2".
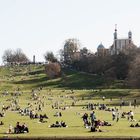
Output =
[{"x1": 45, "y1": 63, "x2": 61, "y2": 78}]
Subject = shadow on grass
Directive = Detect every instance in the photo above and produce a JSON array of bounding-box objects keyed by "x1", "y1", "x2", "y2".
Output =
[
  {"x1": 13, "y1": 76, "x2": 48, "y2": 85},
  {"x1": 29, "y1": 70, "x2": 45, "y2": 75},
  {"x1": 78, "y1": 90, "x2": 131, "y2": 99},
  {"x1": 13, "y1": 71, "x2": 105, "y2": 90}
]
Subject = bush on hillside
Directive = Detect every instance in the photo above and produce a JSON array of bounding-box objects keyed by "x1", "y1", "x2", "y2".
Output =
[{"x1": 45, "y1": 62, "x2": 61, "y2": 78}]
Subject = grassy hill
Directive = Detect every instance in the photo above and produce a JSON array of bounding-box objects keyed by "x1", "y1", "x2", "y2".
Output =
[
  {"x1": 0, "y1": 64, "x2": 139, "y2": 99},
  {"x1": 0, "y1": 65, "x2": 107, "y2": 91}
]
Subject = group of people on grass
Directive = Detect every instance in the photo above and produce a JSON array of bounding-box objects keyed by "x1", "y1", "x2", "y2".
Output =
[
  {"x1": 8, "y1": 122, "x2": 29, "y2": 134},
  {"x1": 1, "y1": 87, "x2": 140, "y2": 135},
  {"x1": 112, "y1": 109, "x2": 135, "y2": 122},
  {"x1": 82, "y1": 106, "x2": 138, "y2": 132},
  {"x1": 82, "y1": 111, "x2": 112, "y2": 132},
  {"x1": 130, "y1": 123, "x2": 140, "y2": 127},
  {"x1": 87, "y1": 103, "x2": 107, "y2": 111},
  {"x1": 49, "y1": 121, "x2": 68, "y2": 128}
]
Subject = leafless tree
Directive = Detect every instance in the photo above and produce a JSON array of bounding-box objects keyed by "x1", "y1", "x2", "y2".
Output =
[
  {"x1": 2, "y1": 48, "x2": 29, "y2": 65},
  {"x1": 2, "y1": 49, "x2": 13, "y2": 64},
  {"x1": 63, "y1": 38, "x2": 80, "y2": 64}
]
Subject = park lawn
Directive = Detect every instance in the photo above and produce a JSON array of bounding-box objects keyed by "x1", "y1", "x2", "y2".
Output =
[
  {"x1": 0, "y1": 89, "x2": 140, "y2": 138},
  {"x1": 0, "y1": 65, "x2": 140, "y2": 138}
]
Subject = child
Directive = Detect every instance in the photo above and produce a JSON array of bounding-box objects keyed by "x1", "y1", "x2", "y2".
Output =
[{"x1": 8, "y1": 124, "x2": 13, "y2": 134}]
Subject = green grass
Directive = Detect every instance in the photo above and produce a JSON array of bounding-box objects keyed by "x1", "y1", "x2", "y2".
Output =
[
  {"x1": 0, "y1": 65, "x2": 140, "y2": 138},
  {"x1": 0, "y1": 65, "x2": 106, "y2": 90},
  {"x1": 0, "y1": 89, "x2": 140, "y2": 137}
]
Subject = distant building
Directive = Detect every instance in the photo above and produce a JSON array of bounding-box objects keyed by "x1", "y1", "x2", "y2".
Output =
[
  {"x1": 97, "y1": 43, "x2": 109, "y2": 56},
  {"x1": 97, "y1": 26, "x2": 137, "y2": 56},
  {"x1": 110, "y1": 26, "x2": 137, "y2": 55}
]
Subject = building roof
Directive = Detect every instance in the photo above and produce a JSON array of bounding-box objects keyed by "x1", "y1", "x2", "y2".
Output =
[{"x1": 97, "y1": 43, "x2": 105, "y2": 49}]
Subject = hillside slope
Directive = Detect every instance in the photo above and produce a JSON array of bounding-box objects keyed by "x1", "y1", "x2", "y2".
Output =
[{"x1": 0, "y1": 65, "x2": 107, "y2": 90}]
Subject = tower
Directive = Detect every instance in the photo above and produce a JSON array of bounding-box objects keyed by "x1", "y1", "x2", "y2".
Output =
[
  {"x1": 33, "y1": 55, "x2": 35, "y2": 64},
  {"x1": 114, "y1": 24, "x2": 117, "y2": 40},
  {"x1": 114, "y1": 24, "x2": 117, "y2": 54},
  {"x1": 128, "y1": 30, "x2": 132, "y2": 44}
]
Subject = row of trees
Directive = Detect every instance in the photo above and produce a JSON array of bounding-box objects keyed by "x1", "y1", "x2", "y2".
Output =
[
  {"x1": 61, "y1": 38, "x2": 140, "y2": 88},
  {"x1": 2, "y1": 49, "x2": 58, "y2": 64},
  {"x1": 128, "y1": 54, "x2": 140, "y2": 87},
  {"x1": 2, "y1": 38, "x2": 140, "y2": 88},
  {"x1": 2, "y1": 48, "x2": 29, "y2": 64}
]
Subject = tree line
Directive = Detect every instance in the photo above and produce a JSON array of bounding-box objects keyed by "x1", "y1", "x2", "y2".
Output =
[
  {"x1": 2, "y1": 48, "x2": 29, "y2": 65},
  {"x1": 61, "y1": 38, "x2": 140, "y2": 88},
  {"x1": 2, "y1": 38, "x2": 140, "y2": 88}
]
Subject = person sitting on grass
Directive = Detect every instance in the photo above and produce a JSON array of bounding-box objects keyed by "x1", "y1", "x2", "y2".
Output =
[
  {"x1": 130, "y1": 123, "x2": 140, "y2": 127},
  {"x1": 49, "y1": 121, "x2": 68, "y2": 128},
  {"x1": 43, "y1": 113, "x2": 49, "y2": 119},
  {"x1": 121, "y1": 112, "x2": 126, "y2": 118},
  {"x1": 135, "y1": 123, "x2": 140, "y2": 127},
  {"x1": 102, "y1": 121, "x2": 112, "y2": 126},
  {"x1": 38, "y1": 104, "x2": 42, "y2": 111},
  {"x1": 91, "y1": 120, "x2": 102, "y2": 132},
  {"x1": 0, "y1": 112, "x2": 5, "y2": 117},
  {"x1": 38, "y1": 114, "x2": 47, "y2": 123},
  {"x1": 35, "y1": 113, "x2": 39, "y2": 118},
  {"x1": 39, "y1": 116, "x2": 45, "y2": 123},
  {"x1": 21, "y1": 123, "x2": 29, "y2": 133},
  {"x1": 54, "y1": 112, "x2": 62, "y2": 117},
  {"x1": 60, "y1": 121, "x2": 68, "y2": 127},
  {"x1": 49, "y1": 121, "x2": 61, "y2": 128},
  {"x1": 0, "y1": 121, "x2": 4, "y2": 125},
  {"x1": 14, "y1": 122, "x2": 22, "y2": 133},
  {"x1": 14, "y1": 122, "x2": 29, "y2": 133},
  {"x1": 95, "y1": 120, "x2": 102, "y2": 132}
]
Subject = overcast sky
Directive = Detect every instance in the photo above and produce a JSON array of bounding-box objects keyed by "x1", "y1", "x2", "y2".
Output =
[{"x1": 0, "y1": 0, "x2": 140, "y2": 64}]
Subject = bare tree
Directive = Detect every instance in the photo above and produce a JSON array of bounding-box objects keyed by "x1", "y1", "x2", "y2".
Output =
[
  {"x1": 2, "y1": 49, "x2": 13, "y2": 64},
  {"x1": 2, "y1": 48, "x2": 29, "y2": 65},
  {"x1": 13, "y1": 48, "x2": 29, "y2": 63},
  {"x1": 63, "y1": 38, "x2": 80, "y2": 64}
]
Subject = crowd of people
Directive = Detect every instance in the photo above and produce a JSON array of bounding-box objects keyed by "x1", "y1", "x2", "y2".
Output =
[
  {"x1": 0, "y1": 88, "x2": 140, "y2": 135},
  {"x1": 82, "y1": 100, "x2": 139, "y2": 132},
  {"x1": 82, "y1": 111, "x2": 112, "y2": 132}
]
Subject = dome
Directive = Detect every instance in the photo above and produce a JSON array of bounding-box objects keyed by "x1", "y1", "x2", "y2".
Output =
[{"x1": 97, "y1": 43, "x2": 105, "y2": 49}]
